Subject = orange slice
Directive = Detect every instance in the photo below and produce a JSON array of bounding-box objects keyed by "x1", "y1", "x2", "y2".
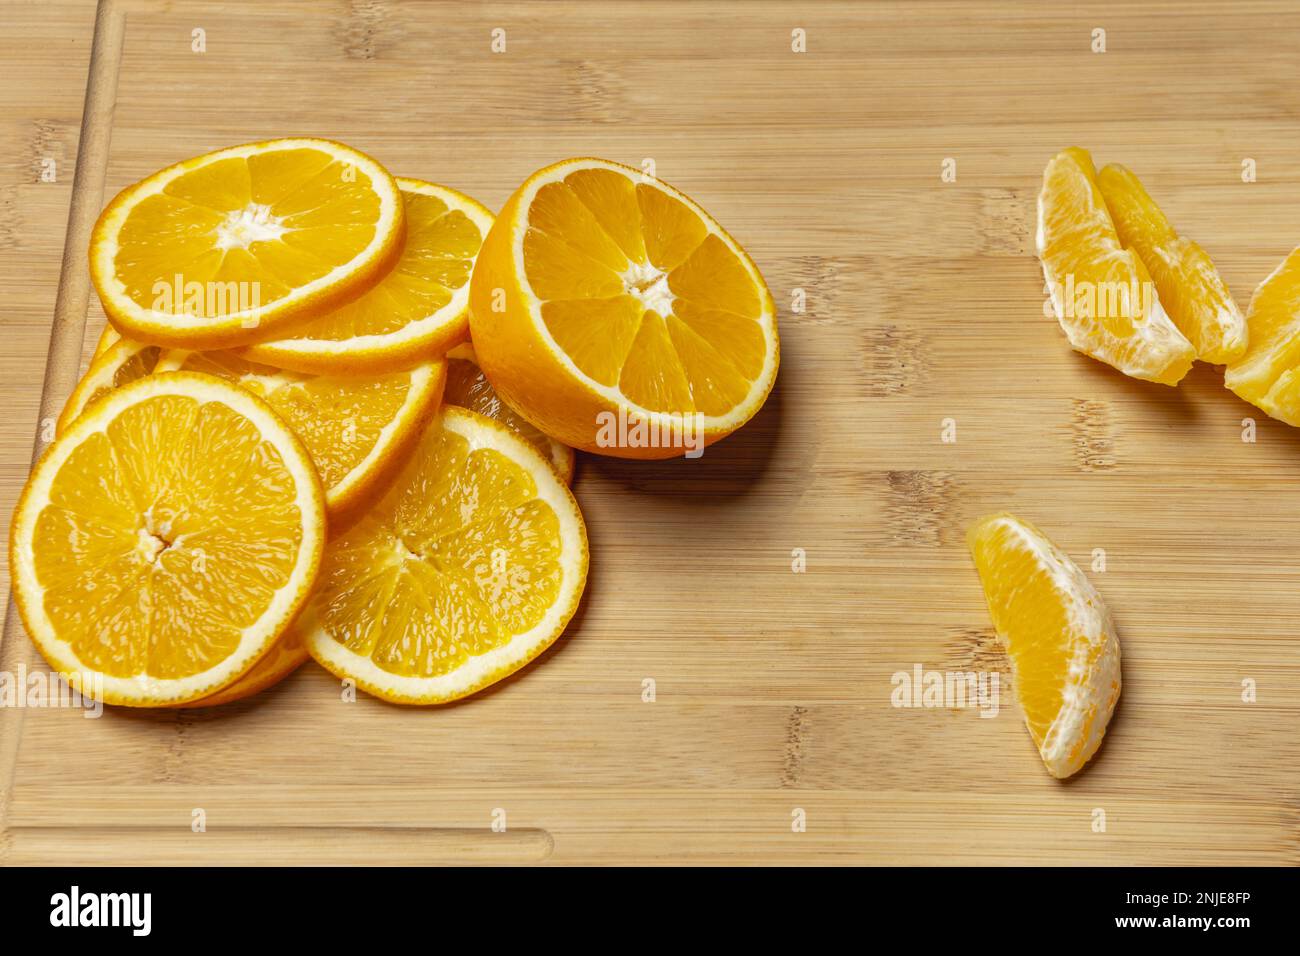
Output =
[
  {"x1": 91, "y1": 323, "x2": 121, "y2": 361},
  {"x1": 10, "y1": 372, "x2": 326, "y2": 706},
  {"x1": 1036, "y1": 148, "x2": 1194, "y2": 385},
  {"x1": 445, "y1": 342, "x2": 574, "y2": 482},
  {"x1": 58, "y1": 339, "x2": 444, "y2": 522},
  {"x1": 1097, "y1": 163, "x2": 1247, "y2": 363},
  {"x1": 154, "y1": 349, "x2": 444, "y2": 521},
  {"x1": 967, "y1": 513, "x2": 1122, "y2": 779},
  {"x1": 469, "y1": 158, "x2": 778, "y2": 457},
  {"x1": 301, "y1": 407, "x2": 588, "y2": 704},
  {"x1": 241, "y1": 179, "x2": 492, "y2": 374},
  {"x1": 57, "y1": 339, "x2": 161, "y2": 436},
  {"x1": 173, "y1": 627, "x2": 308, "y2": 709},
  {"x1": 89, "y1": 138, "x2": 404, "y2": 349}
]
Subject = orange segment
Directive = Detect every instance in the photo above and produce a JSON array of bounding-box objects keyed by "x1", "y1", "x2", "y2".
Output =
[
  {"x1": 90, "y1": 139, "x2": 404, "y2": 349},
  {"x1": 1097, "y1": 163, "x2": 1247, "y2": 363},
  {"x1": 539, "y1": 296, "x2": 642, "y2": 387},
  {"x1": 1225, "y1": 247, "x2": 1300, "y2": 424},
  {"x1": 469, "y1": 158, "x2": 778, "y2": 458},
  {"x1": 967, "y1": 513, "x2": 1122, "y2": 779},
  {"x1": 522, "y1": 228, "x2": 625, "y2": 300},
  {"x1": 564, "y1": 167, "x2": 648, "y2": 263},
  {"x1": 1036, "y1": 148, "x2": 1194, "y2": 385},
  {"x1": 618, "y1": 311, "x2": 696, "y2": 412},
  {"x1": 637, "y1": 183, "x2": 709, "y2": 270}
]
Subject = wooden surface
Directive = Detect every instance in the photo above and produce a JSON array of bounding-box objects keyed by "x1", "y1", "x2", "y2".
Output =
[{"x1": 2, "y1": 0, "x2": 1299, "y2": 865}]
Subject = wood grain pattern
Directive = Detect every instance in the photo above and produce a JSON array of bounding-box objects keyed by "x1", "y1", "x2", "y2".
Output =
[{"x1": 1, "y1": 0, "x2": 1298, "y2": 865}]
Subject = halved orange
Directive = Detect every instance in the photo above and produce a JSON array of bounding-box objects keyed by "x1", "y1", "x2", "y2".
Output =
[
  {"x1": 469, "y1": 158, "x2": 778, "y2": 458},
  {"x1": 301, "y1": 407, "x2": 588, "y2": 704},
  {"x1": 10, "y1": 372, "x2": 326, "y2": 706},
  {"x1": 967, "y1": 513, "x2": 1122, "y2": 779},
  {"x1": 445, "y1": 342, "x2": 573, "y2": 482},
  {"x1": 241, "y1": 179, "x2": 492, "y2": 374},
  {"x1": 89, "y1": 138, "x2": 404, "y2": 349},
  {"x1": 1097, "y1": 163, "x2": 1247, "y2": 363},
  {"x1": 1036, "y1": 148, "x2": 1194, "y2": 385}
]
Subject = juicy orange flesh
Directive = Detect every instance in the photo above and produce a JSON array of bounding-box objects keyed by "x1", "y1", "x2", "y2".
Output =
[
  {"x1": 315, "y1": 423, "x2": 562, "y2": 677},
  {"x1": 115, "y1": 149, "x2": 383, "y2": 316},
  {"x1": 1039, "y1": 149, "x2": 1194, "y2": 384},
  {"x1": 968, "y1": 518, "x2": 1097, "y2": 746},
  {"x1": 171, "y1": 350, "x2": 414, "y2": 489},
  {"x1": 33, "y1": 395, "x2": 305, "y2": 679},
  {"x1": 180, "y1": 627, "x2": 307, "y2": 707},
  {"x1": 522, "y1": 168, "x2": 765, "y2": 416},
  {"x1": 272, "y1": 189, "x2": 480, "y2": 342},
  {"x1": 1040, "y1": 149, "x2": 1143, "y2": 338},
  {"x1": 77, "y1": 346, "x2": 160, "y2": 419},
  {"x1": 1097, "y1": 164, "x2": 1244, "y2": 362},
  {"x1": 446, "y1": 357, "x2": 557, "y2": 465},
  {"x1": 1226, "y1": 248, "x2": 1300, "y2": 422}
]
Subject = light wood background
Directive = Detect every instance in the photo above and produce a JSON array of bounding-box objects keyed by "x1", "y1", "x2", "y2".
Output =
[{"x1": 2, "y1": 0, "x2": 1298, "y2": 865}]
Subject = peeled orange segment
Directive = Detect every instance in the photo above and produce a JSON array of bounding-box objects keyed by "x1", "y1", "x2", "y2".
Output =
[
  {"x1": 967, "y1": 513, "x2": 1122, "y2": 779},
  {"x1": 1097, "y1": 163, "x2": 1247, "y2": 364},
  {"x1": 469, "y1": 157, "x2": 779, "y2": 458},
  {"x1": 58, "y1": 339, "x2": 161, "y2": 436},
  {"x1": 1036, "y1": 148, "x2": 1194, "y2": 385},
  {"x1": 241, "y1": 179, "x2": 493, "y2": 374},
  {"x1": 1224, "y1": 247, "x2": 1300, "y2": 425},
  {"x1": 301, "y1": 406, "x2": 588, "y2": 704},
  {"x1": 92, "y1": 323, "x2": 122, "y2": 361},
  {"x1": 10, "y1": 372, "x2": 326, "y2": 706},
  {"x1": 445, "y1": 342, "x2": 574, "y2": 483},
  {"x1": 173, "y1": 628, "x2": 308, "y2": 709},
  {"x1": 153, "y1": 349, "x2": 445, "y2": 520},
  {"x1": 89, "y1": 138, "x2": 405, "y2": 350}
]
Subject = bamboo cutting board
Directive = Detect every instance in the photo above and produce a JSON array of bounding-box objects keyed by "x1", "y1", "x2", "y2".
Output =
[{"x1": 2, "y1": 0, "x2": 1298, "y2": 865}]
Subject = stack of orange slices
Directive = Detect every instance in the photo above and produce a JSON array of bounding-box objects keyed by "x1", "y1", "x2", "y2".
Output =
[{"x1": 9, "y1": 140, "x2": 779, "y2": 708}]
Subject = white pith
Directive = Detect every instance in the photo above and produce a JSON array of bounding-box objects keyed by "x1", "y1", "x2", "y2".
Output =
[
  {"x1": 216, "y1": 203, "x2": 287, "y2": 250},
  {"x1": 622, "y1": 260, "x2": 675, "y2": 315}
]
